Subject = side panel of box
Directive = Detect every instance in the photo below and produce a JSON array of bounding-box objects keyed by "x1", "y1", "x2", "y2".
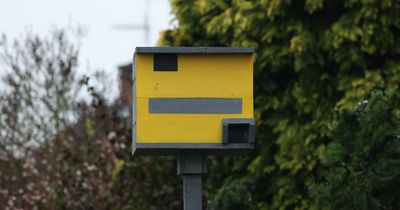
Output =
[{"x1": 132, "y1": 56, "x2": 137, "y2": 154}]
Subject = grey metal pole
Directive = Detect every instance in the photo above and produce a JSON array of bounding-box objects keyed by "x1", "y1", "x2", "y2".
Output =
[
  {"x1": 177, "y1": 151, "x2": 207, "y2": 210},
  {"x1": 183, "y1": 175, "x2": 202, "y2": 210}
]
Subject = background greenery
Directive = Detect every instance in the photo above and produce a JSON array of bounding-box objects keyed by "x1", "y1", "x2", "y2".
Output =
[
  {"x1": 311, "y1": 90, "x2": 400, "y2": 210},
  {"x1": 1, "y1": 0, "x2": 399, "y2": 209},
  {"x1": 158, "y1": 0, "x2": 400, "y2": 209}
]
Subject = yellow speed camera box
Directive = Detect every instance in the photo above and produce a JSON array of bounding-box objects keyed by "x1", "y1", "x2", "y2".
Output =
[{"x1": 132, "y1": 47, "x2": 255, "y2": 155}]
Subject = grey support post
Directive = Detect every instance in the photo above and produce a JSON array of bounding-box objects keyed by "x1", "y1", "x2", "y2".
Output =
[{"x1": 177, "y1": 151, "x2": 207, "y2": 210}]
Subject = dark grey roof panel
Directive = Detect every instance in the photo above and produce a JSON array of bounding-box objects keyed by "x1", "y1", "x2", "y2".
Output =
[{"x1": 135, "y1": 47, "x2": 253, "y2": 54}]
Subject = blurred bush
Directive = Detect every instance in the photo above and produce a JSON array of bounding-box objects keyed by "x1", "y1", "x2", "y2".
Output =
[
  {"x1": 311, "y1": 90, "x2": 400, "y2": 210},
  {"x1": 159, "y1": 0, "x2": 400, "y2": 209},
  {"x1": 0, "y1": 30, "x2": 181, "y2": 210},
  {"x1": 1, "y1": 0, "x2": 400, "y2": 209}
]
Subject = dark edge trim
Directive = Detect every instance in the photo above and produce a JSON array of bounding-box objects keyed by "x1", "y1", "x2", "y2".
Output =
[
  {"x1": 135, "y1": 47, "x2": 254, "y2": 54},
  {"x1": 133, "y1": 143, "x2": 255, "y2": 156},
  {"x1": 132, "y1": 56, "x2": 137, "y2": 155}
]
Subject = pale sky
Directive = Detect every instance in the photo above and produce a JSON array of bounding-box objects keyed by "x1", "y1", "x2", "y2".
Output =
[{"x1": 0, "y1": 0, "x2": 174, "y2": 98}]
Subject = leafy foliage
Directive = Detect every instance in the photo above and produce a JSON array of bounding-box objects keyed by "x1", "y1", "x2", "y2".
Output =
[
  {"x1": 311, "y1": 90, "x2": 400, "y2": 210},
  {"x1": 0, "y1": 30, "x2": 182, "y2": 210},
  {"x1": 0, "y1": 29, "x2": 127, "y2": 209},
  {"x1": 159, "y1": 0, "x2": 400, "y2": 209},
  {"x1": 111, "y1": 157, "x2": 181, "y2": 210},
  {"x1": 1, "y1": 0, "x2": 400, "y2": 209},
  {"x1": 209, "y1": 178, "x2": 255, "y2": 210}
]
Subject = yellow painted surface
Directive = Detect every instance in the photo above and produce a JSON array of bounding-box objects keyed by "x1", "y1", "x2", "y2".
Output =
[
  {"x1": 135, "y1": 53, "x2": 253, "y2": 143},
  {"x1": 136, "y1": 54, "x2": 253, "y2": 98},
  {"x1": 136, "y1": 98, "x2": 253, "y2": 143}
]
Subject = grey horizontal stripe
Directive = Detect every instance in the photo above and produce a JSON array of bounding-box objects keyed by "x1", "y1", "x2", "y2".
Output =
[
  {"x1": 135, "y1": 47, "x2": 253, "y2": 54},
  {"x1": 149, "y1": 98, "x2": 242, "y2": 114}
]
